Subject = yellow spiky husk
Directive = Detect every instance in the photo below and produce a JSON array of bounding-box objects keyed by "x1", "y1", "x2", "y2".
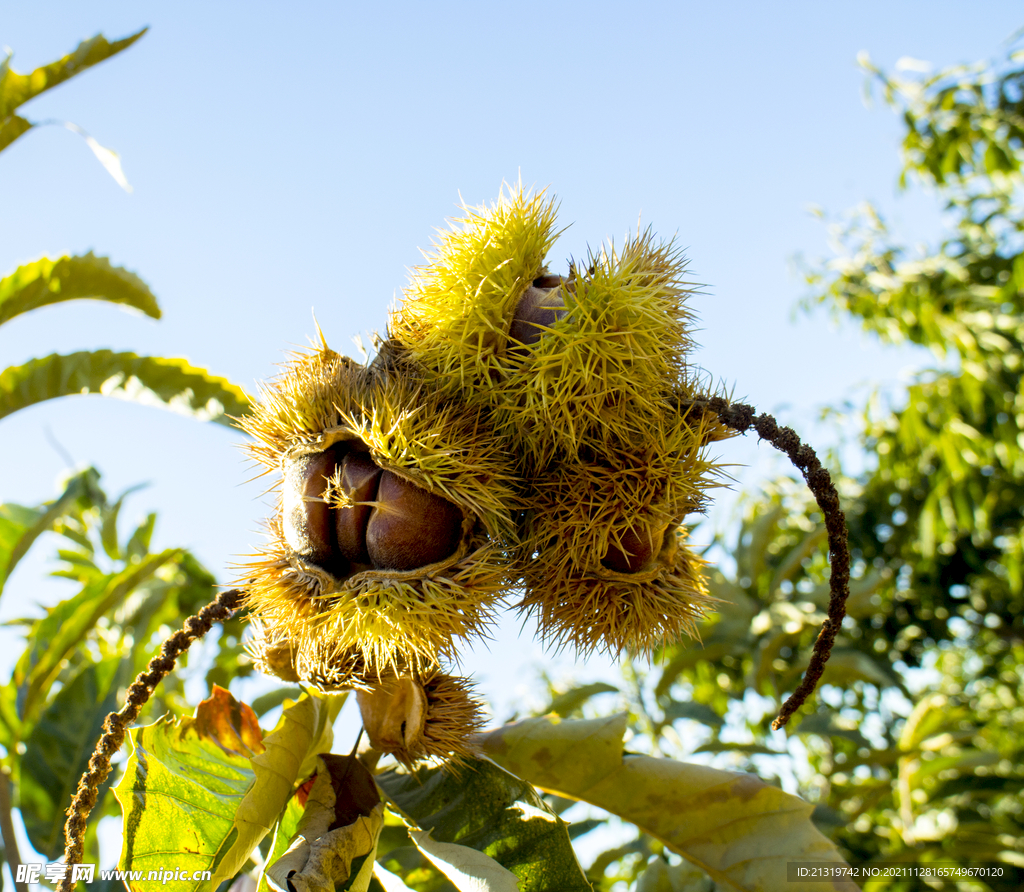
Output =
[
  {"x1": 389, "y1": 186, "x2": 561, "y2": 401},
  {"x1": 239, "y1": 510, "x2": 510, "y2": 673},
  {"x1": 496, "y1": 232, "x2": 704, "y2": 466},
  {"x1": 520, "y1": 524, "x2": 713, "y2": 656},
  {"x1": 357, "y1": 670, "x2": 486, "y2": 769},
  {"x1": 238, "y1": 341, "x2": 520, "y2": 676},
  {"x1": 516, "y1": 404, "x2": 730, "y2": 574}
]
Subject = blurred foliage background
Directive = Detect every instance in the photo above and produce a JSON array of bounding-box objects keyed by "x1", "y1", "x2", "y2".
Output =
[{"x1": 1, "y1": 22, "x2": 1023, "y2": 892}]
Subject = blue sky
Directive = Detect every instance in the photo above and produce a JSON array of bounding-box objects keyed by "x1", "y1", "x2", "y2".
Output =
[{"x1": 2, "y1": 2, "x2": 1022, "y2": 723}]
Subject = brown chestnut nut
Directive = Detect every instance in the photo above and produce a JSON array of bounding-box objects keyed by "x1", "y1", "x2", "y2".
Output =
[
  {"x1": 602, "y1": 525, "x2": 662, "y2": 573},
  {"x1": 335, "y1": 451, "x2": 383, "y2": 565},
  {"x1": 509, "y1": 277, "x2": 568, "y2": 349},
  {"x1": 282, "y1": 447, "x2": 347, "y2": 575},
  {"x1": 366, "y1": 471, "x2": 463, "y2": 571}
]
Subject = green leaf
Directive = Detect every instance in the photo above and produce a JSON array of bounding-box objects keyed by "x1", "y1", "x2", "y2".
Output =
[
  {"x1": 0, "y1": 350, "x2": 251, "y2": 426},
  {"x1": 0, "y1": 254, "x2": 160, "y2": 327},
  {"x1": 14, "y1": 549, "x2": 179, "y2": 726},
  {"x1": 546, "y1": 682, "x2": 618, "y2": 717},
  {"x1": 125, "y1": 512, "x2": 156, "y2": 561},
  {"x1": 377, "y1": 756, "x2": 591, "y2": 892},
  {"x1": 0, "y1": 30, "x2": 147, "y2": 119},
  {"x1": 115, "y1": 689, "x2": 336, "y2": 890},
  {"x1": 99, "y1": 484, "x2": 146, "y2": 562},
  {"x1": 0, "y1": 113, "x2": 32, "y2": 152},
  {"x1": 692, "y1": 742, "x2": 782, "y2": 757},
  {"x1": 19, "y1": 656, "x2": 134, "y2": 858},
  {"x1": 0, "y1": 467, "x2": 96, "y2": 597},
  {"x1": 256, "y1": 792, "x2": 305, "y2": 892},
  {"x1": 477, "y1": 715, "x2": 857, "y2": 892}
]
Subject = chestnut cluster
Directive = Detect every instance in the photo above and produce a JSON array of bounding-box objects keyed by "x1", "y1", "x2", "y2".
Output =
[
  {"x1": 282, "y1": 441, "x2": 464, "y2": 576},
  {"x1": 511, "y1": 276, "x2": 665, "y2": 576}
]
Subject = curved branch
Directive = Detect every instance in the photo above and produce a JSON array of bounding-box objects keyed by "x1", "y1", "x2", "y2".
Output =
[
  {"x1": 700, "y1": 397, "x2": 851, "y2": 730},
  {"x1": 58, "y1": 588, "x2": 244, "y2": 891}
]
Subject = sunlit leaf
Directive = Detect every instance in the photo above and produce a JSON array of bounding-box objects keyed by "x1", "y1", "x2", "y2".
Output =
[
  {"x1": 0, "y1": 30, "x2": 147, "y2": 119},
  {"x1": 0, "y1": 254, "x2": 159, "y2": 327},
  {"x1": 377, "y1": 755, "x2": 590, "y2": 892},
  {"x1": 409, "y1": 829, "x2": 520, "y2": 892},
  {"x1": 372, "y1": 863, "x2": 417, "y2": 892},
  {"x1": 0, "y1": 113, "x2": 32, "y2": 152},
  {"x1": 256, "y1": 792, "x2": 305, "y2": 892},
  {"x1": 115, "y1": 688, "x2": 336, "y2": 890},
  {"x1": 0, "y1": 350, "x2": 251, "y2": 426},
  {"x1": 478, "y1": 714, "x2": 857, "y2": 892},
  {"x1": 14, "y1": 549, "x2": 179, "y2": 726}
]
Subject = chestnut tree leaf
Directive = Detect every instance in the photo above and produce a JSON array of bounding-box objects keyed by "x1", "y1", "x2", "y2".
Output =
[
  {"x1": 477, "y1": 714, "x2": 858, "y2": 892},
  {"x1": 256, "y1": 791, "x2": 305, "y2": 892},
  {"x1": 13, "y1": 548, "x2": 180, "y2": 727},
  {"x1": 0, "y1": 350, "x2": 251, "y2": 426},
  {"x1": 0, "y1": 113, "x2": 32, "y2": 153},
  {"x1": 0, "y1": 30, "x2": 147, "y2": 120},
  {"x1": 409, "y1": 829, "x2": 520, "y2": 892},
  {"x1": 0, "y1": 467, "x2": 98, "y2": 598},
  {"x1": 0, "y1": 254, "x2": 160, "y2": 327},
  {"x1": 371, "y1": 863, "x2": 417, "y2": 892},
  {"x1": 19, "y1": 656, "x2": 134, "y2": 858},
  {"x1": 376, "y1": 755, "x2": 590, "y2": 892},
  {"x1": 115, "y1": 688, "x2": 337, "y2": 890}
]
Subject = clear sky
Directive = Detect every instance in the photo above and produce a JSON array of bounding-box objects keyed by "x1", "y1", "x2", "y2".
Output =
[{"x1": 2, "y1": 2, "x2": 1021, "y2": 721}]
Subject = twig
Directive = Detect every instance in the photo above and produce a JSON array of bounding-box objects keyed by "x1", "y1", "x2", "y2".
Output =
[
  {"x1": 699, "y1": 397, "x2": 851, "y2": 730},
  {"x1": 57, "y1": 588, "x2": 244, "y2": 892}
]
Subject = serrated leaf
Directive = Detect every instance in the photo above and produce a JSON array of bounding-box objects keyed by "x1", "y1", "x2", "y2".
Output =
[
  {"x1": 19, "y1": 656, "x2": 134, "y2": 857},
  {"x1": 0, "y1": 254, "x2": 159, "y2": 327},
  {"x1": 377, "y1": 756, "x2": 591, "y2": 892},
  {"x1": 0, "y1": 350, "x2": 250, "y2": 426},
  {"x1": 115, "y1": 689, "x2": 337, "y2": 890},
  {"x1": 0, "y1": 30, "x2": 147, "y2": 119},
  {"x1": 477, "y1": 714, "x2": 857, "y2": 892},
  {"x1": 14, "y1": 549, "x2": 179, "y2": 726},
  {"x1": 0, "y1": 468, "x2": 96, "y2": 597}
]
